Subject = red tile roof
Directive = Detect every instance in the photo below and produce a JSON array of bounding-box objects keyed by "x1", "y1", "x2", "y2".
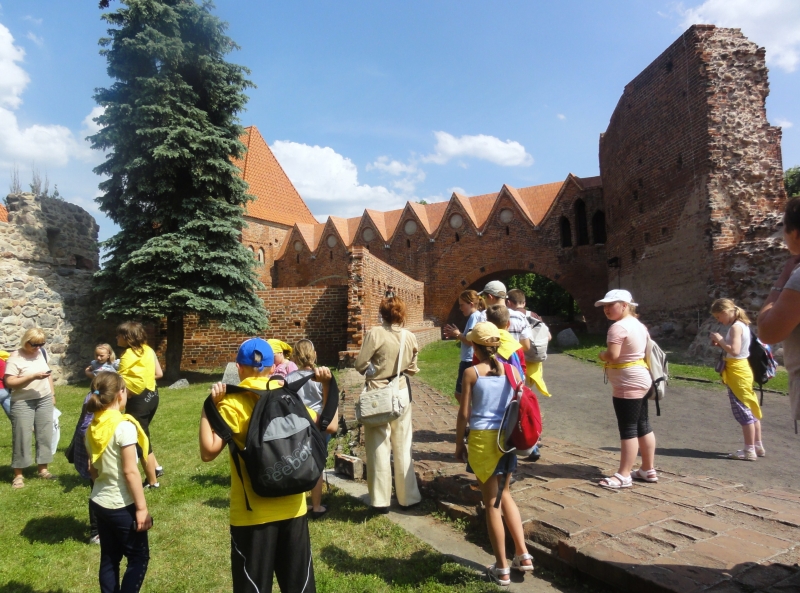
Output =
[
  {"x1": 517, "y1": 181, "x2": 566, "y2": 225},
  {"x1": 0, "y1": 204, "x2": 7, "y2": 223},
  {"x1": 235, "y1": 126, "x2": 317, "y2": 227}
]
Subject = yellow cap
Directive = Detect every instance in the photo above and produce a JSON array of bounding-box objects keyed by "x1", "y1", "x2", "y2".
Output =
[
  {"x1": 267, "y1": 339, "x2": 292, "y2": 357},
  {"x1": 465, "y1": 322, "x2": 501, "y2": 346}
]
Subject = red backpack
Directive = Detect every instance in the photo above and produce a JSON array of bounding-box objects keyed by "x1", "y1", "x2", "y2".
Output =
[{"x1": 497, "y1": 362, "x2": 542, "y2": 455}]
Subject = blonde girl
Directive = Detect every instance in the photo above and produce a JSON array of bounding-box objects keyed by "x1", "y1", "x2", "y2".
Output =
[
  {"x1": 455, "y1": 322, "x2": 532, "y2": 586},
  {"x1": 85, "y1": 343, "x2": 119, "y2": 378},
  {"x1": 710, "y1": 299, "x2": 764, "y2": 461},
  {"x1": 443, "y1": 289, "x2": 485, "y2": 404},
  {"x1": 291, "y1": 339, "x2": 337, "y2": 519},
  {"x1": 117, "y1": 322, "x2": 163, "y2": 488},
  {"x1": 85, "y1": 372, "x2": 152, "y2": 592}
]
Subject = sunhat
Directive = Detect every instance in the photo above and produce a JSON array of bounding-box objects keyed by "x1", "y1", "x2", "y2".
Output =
[
  {"x1": 465, "y1": 322, "x2": 501, "y2": 346},
  {"x1": 595, "y1": 289, "x2": 638, "y2": 307}
]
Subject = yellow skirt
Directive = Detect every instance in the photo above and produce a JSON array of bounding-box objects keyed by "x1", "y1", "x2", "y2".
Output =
[
  {"x1": 721, "y1": 357, "x2": 762, "y2": 420},
  {"x1": 467, "y1": 429, "x2": 505, "y2": 483},
  {"x1": 525, "y1": 362, "x2": 551, "y2": 397}
]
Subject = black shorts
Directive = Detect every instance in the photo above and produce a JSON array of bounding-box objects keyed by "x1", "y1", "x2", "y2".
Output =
[
  {"x1": 455, "y1": 360, "x2": 472, "y2": 394},
  {"x1": 612, "y1": 397, "x2": 653, "y2": 440},
  {"x1": 230, "y1": 516, "x2": 316, "y2": 593},
  {"x1": 125, "y1": 389, "x2": 159, "y2": 454}
]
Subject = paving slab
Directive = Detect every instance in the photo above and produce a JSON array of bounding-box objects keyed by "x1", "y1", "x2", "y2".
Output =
[{"x1": 334, "y1": 366, "x2": 800, "y2": 592}]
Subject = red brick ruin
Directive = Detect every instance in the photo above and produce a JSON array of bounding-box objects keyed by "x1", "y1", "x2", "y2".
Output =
[{"x1": 163, "y1": 25, "x2": 788, "y2": 369}]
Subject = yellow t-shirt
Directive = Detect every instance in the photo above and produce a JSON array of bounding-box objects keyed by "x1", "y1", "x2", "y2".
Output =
[
  {"x1": 119, "y1": 345, "x2": 156, "y2": 395},
  {"x1": 217, "y1": 376, "x2": 308, "y2": 527}
]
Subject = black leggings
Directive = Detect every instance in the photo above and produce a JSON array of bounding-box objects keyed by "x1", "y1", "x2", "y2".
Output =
[
  {"x1": 125, "y1": 389, "x2": 159, "y2": 455},
  {"x1": 612, "y1": 397, "x2": 653, "y2": 440}
]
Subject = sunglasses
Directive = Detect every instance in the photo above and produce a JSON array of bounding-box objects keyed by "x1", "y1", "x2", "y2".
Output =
[{"x1": 28, "y1": 342, "x2": 46, "y2": 348}]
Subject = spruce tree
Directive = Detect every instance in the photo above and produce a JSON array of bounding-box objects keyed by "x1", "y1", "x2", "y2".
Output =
[{"x1": 90, "y1": 0, "x2": 267, "y2": 380}]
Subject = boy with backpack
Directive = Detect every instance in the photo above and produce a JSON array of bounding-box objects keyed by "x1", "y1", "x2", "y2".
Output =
[
  {"x1": 200, "y1": 337, "x2": 326, "y2": 593},
  {"x1": 507, "y1": 289, "x2": 551, "y2": 397}
]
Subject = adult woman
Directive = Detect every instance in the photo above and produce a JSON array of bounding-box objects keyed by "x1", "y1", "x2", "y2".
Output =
[
  {"x1": 354, "y1": 293, "x2": 422, "y2": 512},
  {"x1": 758, "y1": 197, "x2": 800, "y2": 430},
  {"x1": 117, "y1": 321, "x2": 163, "y2": 488},
  {"x1": 4, "y1": 328, "x2": 55, "y2": 488},
  {"x1": 596, "y1": 290, "x2": 657, "y2": 488}
]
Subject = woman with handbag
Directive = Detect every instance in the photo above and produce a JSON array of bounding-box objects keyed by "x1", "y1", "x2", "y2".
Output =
[{"x1": 354, "y1": 293, "x2": 422, "y2": 512}]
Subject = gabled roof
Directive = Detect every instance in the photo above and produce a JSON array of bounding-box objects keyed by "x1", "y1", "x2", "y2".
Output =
[
  {"x1": 235, "y1": 126, "x2": 317, "y2": 227},
  {"x1": 295, "y1": 222, "x2": 324, "y2": 252},
  {"x1": 0, "y1": 204, "x2": 7, "y2": 223},
  {"x1": 517, "y1": 181, "x2": 566, "y2": 225},
  {"x1": 325, "y1": 216, "x2": 361, "y2": 247}
]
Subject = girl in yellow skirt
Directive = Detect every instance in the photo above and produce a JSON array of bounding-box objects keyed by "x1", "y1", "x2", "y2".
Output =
[
  {"x1": 710, "y1": 299, "x2": 765, "y2": 461},
  {"x1": 455, "y1": 322, "x2": 532, "y2": 586}
]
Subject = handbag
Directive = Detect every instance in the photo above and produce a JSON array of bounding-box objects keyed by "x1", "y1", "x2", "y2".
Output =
[
  {"x1": 356, "y1": 329, "x2": 410, "y2": 427},
  {"x1": 715, "y1": 352, "x2": 726, "y2": 374}
]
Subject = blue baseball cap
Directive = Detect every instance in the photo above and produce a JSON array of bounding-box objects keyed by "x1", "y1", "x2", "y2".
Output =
[{"x1": 236, "y1": 338, "x2": 274, "y2": 371}]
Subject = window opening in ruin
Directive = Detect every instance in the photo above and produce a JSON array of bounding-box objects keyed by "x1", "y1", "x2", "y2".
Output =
[
  {"x1": 662, "y1": 227, "x2": 668, "y2": 236},
  {"x1": 257, "y1": 248, "x2": 264, "y2": 263},
  {"x1": 47, "y1": 227, "x2": 60, "y2": 258},
  {"x1": 505, "y1": 226, "x2": 510, "y2": 236},
  {"x1": 74, "y1": 254, "x2": 87, "y2": 270},
  {"x1": 631, "y1": 249, "x2": 637, "y2": 262},
  {"x1": 406, "y1": 239, "x2": 411, "y2": 248},
  {"x1": 296, "y1": 254, "x2": 299, "y2": 264},
  {"x1": 638, "y1": 204, "x2": 643, "y2": 214},
  {"x1": 575, "y1": 199, "x2": 589, "y2": 245},
  {"x1": 665, "y1": 59, "x2": 674, "y2": 73},
  {"x1": 644, "y1": 232, "x2": 650, "y2": 244},
  {"x1": 638, "y1": 178, "x2": 643, "y2": 188},
  {"x1": 560, "y1": 217, "x2": 572, "y2": 247},
  {"x1": 329, "y1": 250, "x2": 333, "y2": 260},
  {"x1": 455, "y1": 233, "x2": 460, "y2": 242},
  {"x1": 633, "y1": 191, "x2": 638, "y2": 201},
  {"x1": 677, "y1": 154, "x2": 683, "y2": 169},
  {"x1": 591, "y1": 211, "x2": 606, "y2": 244}
]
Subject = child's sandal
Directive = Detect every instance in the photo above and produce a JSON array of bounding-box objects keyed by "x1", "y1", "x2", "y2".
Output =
[
  {"x1": 598, "y1": 473, "x2": 632, "y2": 489},
  {"x1": 11, "y1": 475, "x2": 24, "y2": 489},
  {"x1": 487, "y1": 564, "x2": 511, "y2": 586},
  {"x1": 633, "y1": 468, "x2": 658, "y2": 483},
  {"x1": 511, "y1": 553, "x2": 534, "y2": 572}
]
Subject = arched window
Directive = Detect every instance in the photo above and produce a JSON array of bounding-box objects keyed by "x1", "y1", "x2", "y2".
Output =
[
  {"x1": 592, "y1": 211, "x2": 607, "y2": 244},
  {"x1": 560, "y1": 217, "x2": 572, "y2": 247},
  {"x1": 257, "y1": 248, "x2": 264, "y2": 263},
  {"x1": 575, "y1": 199, "x2": 589, "y2": 245}
]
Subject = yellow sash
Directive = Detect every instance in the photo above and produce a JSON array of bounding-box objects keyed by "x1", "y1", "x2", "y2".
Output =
[
  {"x1": 0, "y1": 350, "x2": 9, "y2": 361},
  {"x1": 605, "y1": 359, "x2": 647, "y2": 370},
  {"x1": 467, "y1": 429, "x2": 505, "y2": 483},
  {"x1": 497, "y1": 330, "x2": 522, "y2": 361},
  {"x1": 87, "y1": 409, "x2": 149, "y2": 464},
  {"x1": 721, "y1": 357, "x2": 762, "y2": 420},
  {"x1": 525, "y1": 361, "x2": 551, "y2": 397}
]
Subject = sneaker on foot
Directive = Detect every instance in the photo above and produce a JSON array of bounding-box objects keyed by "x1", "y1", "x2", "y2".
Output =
[
  {"x1": 526, "y1": 444, "x2": 541, "y2": 462},
  {"x1": 143, "y1": 481, "x2": 160, "y2": 489},
  {"x1": 727, "y1": 449, "x2": 757, "y2": 461},
  {"x1": 755, "y1": 445, "x2": 766, "y2": 457},
  {"x1": 155, "y1": 466, "x2": 164, "y2": 478}
]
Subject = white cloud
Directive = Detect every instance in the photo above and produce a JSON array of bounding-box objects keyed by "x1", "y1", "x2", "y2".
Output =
[
  {"x1": 271, "y1": 141, "x2": 411, "y2": 218},
  {"x1": 776, "y1": 117, "x2": 794, "y2": 129},
  {"x1": 0, "y1": 23, "x2": 99, "y2": 169},
  {"x1": 367, "y1": 155, "x2": 417, "y2": 176},
  {"x1": 25, "y1": 32, "x2": 43, "y2": 47},
  {"x1": 447, "y1": 186, "x2": 467, "y2": 196},
  {"x1": 423, "y1": 131, "x2": 533, "y2": 167},
  {"x1": 679, "y1": 0, "x2": 800, "y2": 72},
  {"x1": 557, "y1": 114, "x2": 566, "y2": 121},
  {"x1": 23, "y1": 16, "x2": 42, "y2": 25}
]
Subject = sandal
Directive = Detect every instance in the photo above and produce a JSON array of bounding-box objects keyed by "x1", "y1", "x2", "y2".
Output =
[
  {"x1": 487, "y1": 564, "x2": 511, "y2": 586},
  {"x1": 633, "y1": 468, "x2": 658, "y2": 483},
  {"x1": 37, "y1": 470, "x2": 55, "y2": 480},
  {"x1": 598, "y1": 473, "x2": 632, "y2": 489},
  {"x1": 511, "y1": 553, "x2": 534, "y2": 572},
  {"x1": 727, "y1": 449, "x2": 757, "y2": 461},
  {"x1": 12, "y1": 475, "x2": 24, "y2": 489}
]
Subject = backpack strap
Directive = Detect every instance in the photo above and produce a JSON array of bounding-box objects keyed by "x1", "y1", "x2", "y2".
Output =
[
  {"x1": 203, "y1": 394, "x2": 252, "y2": 511},
  {"x1": 501, "y1": 360, "x2": 521, "y2": 390}
]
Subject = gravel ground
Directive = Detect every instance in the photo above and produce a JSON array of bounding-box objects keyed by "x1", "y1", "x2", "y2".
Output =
[{"x1": 539, "y1": 353, "x2": 799, "y2": 491}]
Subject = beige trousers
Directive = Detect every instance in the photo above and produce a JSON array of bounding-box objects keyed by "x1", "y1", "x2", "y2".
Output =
[{"x1": 364, "y1": 402, "x2": 422, "y2": 508}]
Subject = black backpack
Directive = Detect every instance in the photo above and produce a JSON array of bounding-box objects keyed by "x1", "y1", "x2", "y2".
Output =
[
  {"x1": 203, "y1": 373, "x2": 331, "y2": 510},
  {"x1": 747, "y1": 327, "x2": 778, "y2": 406}
]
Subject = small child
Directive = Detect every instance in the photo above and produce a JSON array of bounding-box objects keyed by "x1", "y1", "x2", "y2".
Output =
[
  {"x1": 268, "y1": 339, "x2": 298, "y2": 378},
  {"x1": 484, "y1": 304, "x2": 526, "y2": 377},
  {"x1": 289, "y1": 339, "x2": 338, "y2": 519},
  {"x1": 710, "y1": 299, "x2": 765, "y2": 461},
  {"x1": 69, "y1": 391, "x2": 100, "y2": 544},
  {"x1": 85, "y1": 343, "x2": 120, "y2": 379},
  {"x1": 443, "y1": 289, "x2": 484, "y2": 404},
  {"x1": 85, "y1": 371, "x2": 152, "y2": 592}
]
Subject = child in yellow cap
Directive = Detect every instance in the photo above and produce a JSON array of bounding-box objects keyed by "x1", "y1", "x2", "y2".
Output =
[{"x1": 267, "y1": 339, "x2": 298, "y2": 379}]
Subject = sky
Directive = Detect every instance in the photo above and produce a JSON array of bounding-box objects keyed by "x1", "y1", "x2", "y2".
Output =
[{"x1": 0, "y1": 0, "x2": 799, "y2": 243}]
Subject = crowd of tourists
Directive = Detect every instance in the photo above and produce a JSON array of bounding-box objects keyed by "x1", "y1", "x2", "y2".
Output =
[{"x1": 3, "y1": 197, "x2": 800, "y2": 592}]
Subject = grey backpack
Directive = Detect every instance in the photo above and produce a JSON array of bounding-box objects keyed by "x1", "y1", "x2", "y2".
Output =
[
  {"x1": 645, "y1": 336, "x2": 668, "y2": 416},
  {"x1": 525, "y1": 317, "x2": 549, "y2": 363}
]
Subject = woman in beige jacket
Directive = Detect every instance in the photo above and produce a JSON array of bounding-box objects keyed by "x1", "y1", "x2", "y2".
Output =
[{"x1": 354, "y1": 293, "x2": 422, "y2": 512}]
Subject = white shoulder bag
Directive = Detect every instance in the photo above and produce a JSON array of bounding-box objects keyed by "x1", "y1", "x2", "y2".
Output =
[{"x1": 356, "y1": 329, "x2": 410, "y2": 426}]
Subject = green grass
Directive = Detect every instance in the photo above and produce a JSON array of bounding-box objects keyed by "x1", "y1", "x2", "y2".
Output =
[
  {"x1": 560, "y1": 334, "x2": 789, "y2": 394},
  {"x1": 416, "y1": 340, "x2": 461, "y2": 402},
  {"x1": 0, "y1": 377, "x2": 499, "y2": 592}
]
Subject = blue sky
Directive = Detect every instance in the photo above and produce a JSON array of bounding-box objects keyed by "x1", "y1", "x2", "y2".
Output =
[{"x1": 0, "y1": 0, "x2": 798, "y2": 242}]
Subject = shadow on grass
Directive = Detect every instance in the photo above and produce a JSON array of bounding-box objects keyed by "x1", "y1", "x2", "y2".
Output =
[
  {"x1": 58, "y1": 472, "x2": 90, "y2": 494},
  {"x1": 0, "y1": 582, "x2": 69, "y2": 593},
  {"x1": 203, "y1": 497, "x2": 229, "y2": 509},
  {"x1": 20, "y1": 515, "x2": 86, "y2": 544},
  {"x1": 190, "y1": 473, "x2": 229, "y2": 488}
]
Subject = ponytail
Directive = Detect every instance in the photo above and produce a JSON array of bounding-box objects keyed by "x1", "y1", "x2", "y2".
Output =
[{"x1": 86, "y1": 372, "x2": 126, "y2": 413}]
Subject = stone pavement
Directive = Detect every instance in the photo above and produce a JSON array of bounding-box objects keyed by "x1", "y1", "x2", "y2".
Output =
[{"x1": 336, "y1": 369, "x2": 800, "y2": 593}]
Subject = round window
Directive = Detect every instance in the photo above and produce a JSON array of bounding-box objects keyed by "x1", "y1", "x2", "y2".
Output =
[
  {"x1": 362, "y1": 227, "x2": 375, "y2": 242},
  {"x1": 499, "y1": 208, "x2": 514, "y2": 223},
  {"x1": 449, "y1": 213, "x2": 463, "y2": 229},
  {"x1": 404, "y1": 220, "x2": 417, "y2": 235},
  {"x1": 326, "y1": 234, "x2": 337, "y2": 248},
  {"x1": 293, "y1": 240, "x2": 303, "y2": 252}
]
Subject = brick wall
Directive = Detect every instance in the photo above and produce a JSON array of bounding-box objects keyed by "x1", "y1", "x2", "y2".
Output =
[{"x1": 240, "y1": 216, "x2": 291, "y2": 286}]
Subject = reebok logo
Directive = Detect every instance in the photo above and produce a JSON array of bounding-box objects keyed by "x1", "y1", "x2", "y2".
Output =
[{"x1": 262, "y1": 442, "x2": 312, "y2": 483}]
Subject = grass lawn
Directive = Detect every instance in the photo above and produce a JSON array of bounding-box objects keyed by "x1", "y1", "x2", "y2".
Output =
[
  {"x1": 0, "y1": 377, "x2": 499, "y2": 593},
  {"x1": 416, "y1": 340, "x2": 461, "y2": 403},
  {"x1": 559, "y1": 334, "x2": 789, "y2": 394}
]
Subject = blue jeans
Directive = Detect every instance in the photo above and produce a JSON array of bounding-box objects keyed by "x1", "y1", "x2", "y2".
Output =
[
  {"x1": 0, "y1": 389, "x2": 10, "y2": 421},
  {"x1": 90, "y1": 501, "x2": 149, "y2": 593}
]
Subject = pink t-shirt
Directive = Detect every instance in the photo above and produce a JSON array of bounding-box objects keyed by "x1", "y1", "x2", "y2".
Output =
[{"x1": 606, "y1": 316, "x2": 652, "y2": 399}]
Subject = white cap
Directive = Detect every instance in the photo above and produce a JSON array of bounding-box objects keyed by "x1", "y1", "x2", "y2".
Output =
[
  {"x1": 478, "y1": 280, "x2": 507, "y2": 298},
  {"x1": 595, "y1": 289, "x2": 638, "y2": 307}
]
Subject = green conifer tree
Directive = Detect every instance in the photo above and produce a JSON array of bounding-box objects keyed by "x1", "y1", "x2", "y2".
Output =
[{"x1": 90, "y1": 0, "x2": 267, "y2": 380}]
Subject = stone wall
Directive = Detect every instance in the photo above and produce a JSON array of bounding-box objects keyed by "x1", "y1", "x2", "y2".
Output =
[{"x1": 0, "y1": 193, "x2": 100, "y2": 383}]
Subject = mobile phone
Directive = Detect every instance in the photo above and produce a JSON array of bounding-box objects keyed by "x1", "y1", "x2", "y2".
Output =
[{"x1": 43, "y1": 370, "x2": 52, "y2": 375}]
